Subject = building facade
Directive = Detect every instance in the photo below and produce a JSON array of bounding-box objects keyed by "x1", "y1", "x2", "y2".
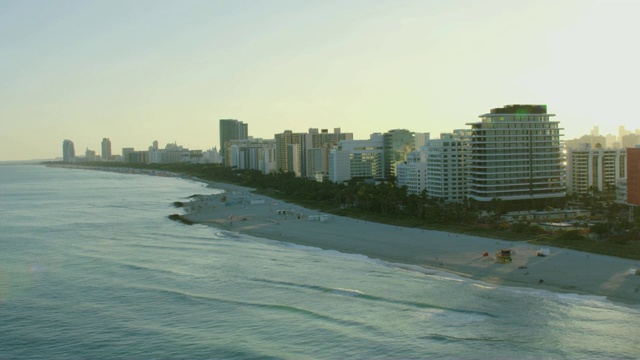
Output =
[
  {"x1": 466, "y1": 105, "x2": 565, "y2": 202},
  {"x1": 329, "y1": 134, "x2": 385, "y2": 183},
  {"x1": 219, "y1": 119, "x2": 248, "y2": 164},
  {"x1": 383, "y1": 129, "x2": 415, "y2": 179},
  {"x1": 275, "y1": 130, "x2": 306, "y2": 176},
  {"x1": 101, "y1": 138, "x2": 112, "y2": 161},
  {"x1": 228, "y1": 138, "x2": 276, "y2": 174},
  {"x1": 62, "y1": 139, "x2": 75, "y2": 163},
  {"x1": 424, "y1": 130, "x2": 471, "y2": 203},
  {"x1": 396, "y1": 156, "x2": 428, "y2": 195},
  {"x1": 565, "y1": 144, "x2": 626, "y2": 195}
]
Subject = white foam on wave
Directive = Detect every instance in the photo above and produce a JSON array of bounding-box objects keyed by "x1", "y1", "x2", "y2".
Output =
[{"x1": 330, "y1": 288, "x2": 364, "y2": 297}]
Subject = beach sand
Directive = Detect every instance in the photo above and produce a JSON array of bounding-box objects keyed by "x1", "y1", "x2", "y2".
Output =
[{"x1": 182, "y1": 181, "x2": 640, "y2": 305}]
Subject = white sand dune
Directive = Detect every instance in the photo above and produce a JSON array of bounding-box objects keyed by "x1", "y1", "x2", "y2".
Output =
[{"x1": 182, "y1": 181, "x2": 640, "y2": 305}]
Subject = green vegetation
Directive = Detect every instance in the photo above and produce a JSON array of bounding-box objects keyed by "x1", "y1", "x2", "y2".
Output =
[{"x1": 48, "y1": 161, "x2": 640, "y2": 260}]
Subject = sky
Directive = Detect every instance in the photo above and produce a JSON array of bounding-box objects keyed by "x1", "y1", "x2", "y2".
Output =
[{"x1": 2, "y1": 0, "x2": 640, "y2": 161}]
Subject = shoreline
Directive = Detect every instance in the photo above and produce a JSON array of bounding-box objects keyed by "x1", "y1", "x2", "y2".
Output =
[{"x1": 182, "y1": 180, "x2": 640, "y2": 306}]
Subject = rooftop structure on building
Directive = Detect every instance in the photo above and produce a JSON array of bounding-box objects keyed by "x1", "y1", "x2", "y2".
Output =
[{"x1": 466, "y1": 104, "x2": 565, "y2": 202}]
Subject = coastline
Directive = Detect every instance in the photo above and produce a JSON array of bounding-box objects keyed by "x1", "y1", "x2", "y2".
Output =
[{"x1": 182, "y1": 180, "x2": 640, "y2": 306}]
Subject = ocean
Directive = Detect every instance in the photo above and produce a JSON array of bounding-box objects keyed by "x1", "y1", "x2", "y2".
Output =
[{"x1": 1, "y1": 164, "x2": 638, "y2": 359}]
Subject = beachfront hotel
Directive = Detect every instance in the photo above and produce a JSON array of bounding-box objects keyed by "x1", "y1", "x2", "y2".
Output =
[
  {"x1": 328, "y1": 134, "x2": 385, "y2": 182},
  {"x1": 228, "y1": 138, "x2": 276, "y2": 175},
  {"x1": 396, "y1": 150, "x2": 428, "y2": 195},
  {"x1": 275, "y1": 128, "x2": 353, "y2": 179},
  {"x1": 424, "y1": 129, "x2": 471, "y2": 202},
  {"x1": 565, "y1": 144, "x2": 626, "y2": 195},
  {"x1": 466, "y1": 105, "x2": 566, "y2": 202}
]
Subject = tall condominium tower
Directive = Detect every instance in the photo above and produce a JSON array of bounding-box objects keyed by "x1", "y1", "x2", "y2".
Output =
[
  {"x1": 383, "y1": 129, "x2": 415, "y2": 179},
  {"x1": 219, "y1": 119, "x2": 248, "y2": 164},
  {"x1": 466, "y1": 105, "x2": 565, "y2": 202},
  {"x1": 274, "y1": 130, "x2": 306, "y2": 176},
  {"x1": 101, "y1": 138, "x2": 112, "y2": 161},
  {"x1": 62, "y1": 139, "x2": 75, "y2": 163},
  {"x1": 424, "y1": 129, "x2": 471, "y2": 203}
]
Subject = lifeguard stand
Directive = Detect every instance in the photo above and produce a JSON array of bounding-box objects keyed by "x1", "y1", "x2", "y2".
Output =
[{"x1": 495, "y1": 249, "x2": 512, "y2": 264}]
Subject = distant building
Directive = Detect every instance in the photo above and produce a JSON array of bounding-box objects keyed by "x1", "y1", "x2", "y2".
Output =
[
  {"x1": 62, "y1": 139, "x2": 75, "y2": 163},
  {"x1": 85, "y1": 148, "x2": 96, "y2": 162},
  {"x1": 424, "y1": 130, "x2": 471, "y2": 203},
  {"x1": 565, "y1": 144, "x2": 626, "y2": 195},
  {"x1": 466, "y1": 105, "x2": 565, "y2": 202},
  {"x1": 272, "y1": 128, "x2": 352, "y2": 178},
  {"x1": 228, "y1": 138, "x2": 276, "y2": 174},
  {"x1": 275, "y1": 130, "x2": 305, "y2": 176},
  {"x1": 383, "y1": 129, "x2": 415, "y2": 179},
  {"x1": 621, "y1": 133, "x2": 640, "y2": 149},
  {"x1": 627, "y1": 147, "x2": 640, "y2": 205},
  {"x1": 128, "y1": 150, "x2": 149, "y2": 164},
  {"x1": 101, "y1": 138, "x2": 112, "y2": 161},
  {"x1": 329, "y1": 134, "x2": 385, "y2": 183},
  {"x1": 414, "y1": 132, "x2": 430, "y2": 149},
  {"x1": 219, "y1": 119, "x2": 248, "y2": 164},
  {"x1": 122, "y1": 148, "x2": 134, "y2": 163},
  {"x1": 148, "y1": 142, "x2": 204, "y2": 164},
  {"x1": 396, "y1": 155, "x2": 428, "y2": 195}
]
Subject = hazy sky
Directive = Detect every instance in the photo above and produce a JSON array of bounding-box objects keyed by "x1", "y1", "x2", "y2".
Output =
[{"x1": 2, "y1": 0, "x2": 639, "y2": 161}]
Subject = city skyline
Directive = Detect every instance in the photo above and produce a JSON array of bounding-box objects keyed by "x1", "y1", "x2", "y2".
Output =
[{"x1": 3, "y1": 0, "x2": 640, "y2": 161}]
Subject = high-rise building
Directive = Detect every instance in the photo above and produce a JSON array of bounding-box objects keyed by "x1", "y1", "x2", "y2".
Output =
[
  {"x1": 305, "y1": 128, "x2": 353, "y2": 179},
  {"x1": 396, "y1": 152, "x2": 428, "y2": 195},
  {"x1": 627, "y1": 147, "x2": 640, "y2": 205},
  {"x1": 565, "y1": 144, "x2": 626, "y2": 195},
  {"x1": 383, "y1": 129, "x2": 415, "y2": 179},
  {"x1": 101, "y1": 138, "x2": 112, "y2": 161},
  {"x1": 228, "y1": 138, "x2": 276, "y2": 174},
  {"x1": 275, "y1": 130, "x2": 306, "y2": 176},
  {"x1": 62, "y1": 139, "x2": 75, "y2": 163},
  {"x1": 423, "y1": 130, "x2": 471, "y2": 203},
  {"x1": 219, "y1": 119, "x2": 248, "y2": 164},
  {"x1": 329, "y1": 134, "x2": 385, "y2": 183},
  {"x1": 122, "y1": 148, "x2": 134, "y2": 163},
  {"x1": 466, "y1": 105, "x2": 565, "y2": 202}
]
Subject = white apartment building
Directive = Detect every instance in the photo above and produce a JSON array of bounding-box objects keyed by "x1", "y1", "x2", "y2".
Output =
[
  {"x1": 396, "y1": 159, "x2": 428, "y2": 195},
  {"x1": 229, "y1": 139, "x2": 276, "y2": 174},
  {"x1": 466, "y1": 105, "x2": 565, "y2": 202},
  {"x1": 329, "y1": 134, "x2": 385, "y2": 183},
  {"x1": 565, "y1": 144, "x2": 626, "y2": 194},
  {"x1": 424, "y1": 130, "x2": 471, "y2": 203}
]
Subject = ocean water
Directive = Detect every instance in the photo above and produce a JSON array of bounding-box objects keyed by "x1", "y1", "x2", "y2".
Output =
[{"x1": 0, "y1": 165, "x2": 638, "y2": 359}]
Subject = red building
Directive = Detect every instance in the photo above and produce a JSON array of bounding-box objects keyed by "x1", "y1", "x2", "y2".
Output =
[{"x1": 627, "y1": 148, "x2": 640, "y2": 205}]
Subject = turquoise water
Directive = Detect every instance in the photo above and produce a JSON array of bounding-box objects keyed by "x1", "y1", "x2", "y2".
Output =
[{"x1": 1, "y1": 165, "x2": 638, "y2": 359}]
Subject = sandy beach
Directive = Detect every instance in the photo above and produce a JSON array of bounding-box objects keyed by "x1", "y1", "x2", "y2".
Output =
[{"x1": 180, "y1": 181, "x2": 640, "y2": 305}]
